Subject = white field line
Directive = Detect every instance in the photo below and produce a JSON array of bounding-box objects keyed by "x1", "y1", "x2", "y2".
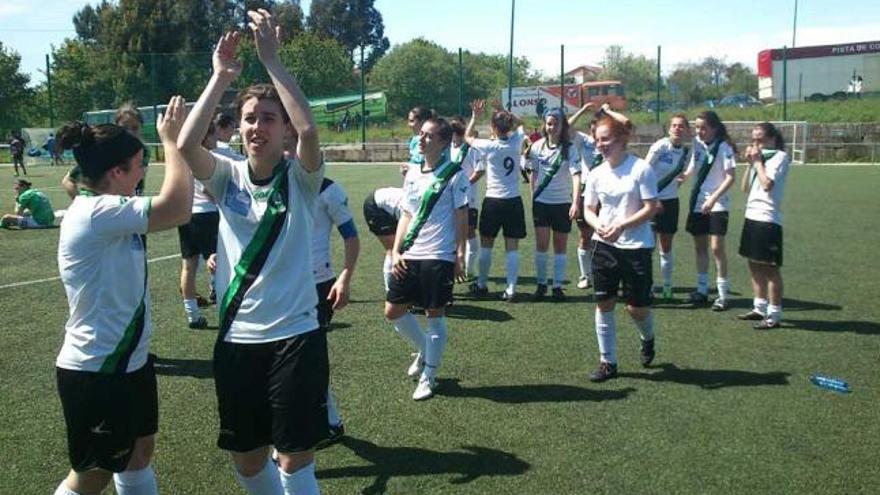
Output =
[{"x1": 0, "y1": 254, "x2": 179, "y2": 290}]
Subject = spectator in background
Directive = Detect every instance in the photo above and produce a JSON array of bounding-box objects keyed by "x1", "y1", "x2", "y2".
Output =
[
  {"x1": 114, "y1": 103, "x2": 148, "y2": 196},
  {"x1": 1, "y1": 179, "x2": 56, "y2": 229},
  {"x1": 10, "y1": 131, "x2": 26, "y2": 176},
  {"x1": 214, "y1": 112, "x2": 244, "y2": 159}
]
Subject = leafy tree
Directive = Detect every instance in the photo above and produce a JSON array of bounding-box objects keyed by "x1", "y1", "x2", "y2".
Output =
[
  {"x1": 599, "y1": 45, "x2": 658, "y2": 101},
  {"x1": 369, "y1": 39, "x2": 457, "y2": 116},
  {"x1": 724, "y1": 62, "x2": 758, "y2": 97},
  {"x1": 0, "y1": 42, "x2": 35, "y2": 136},
  {"x1": 307, "y1": 0, "x2": 389, "y2": 72},
  {"x1": 47, "y1": 40, "x2": 115, "y2": 123}
]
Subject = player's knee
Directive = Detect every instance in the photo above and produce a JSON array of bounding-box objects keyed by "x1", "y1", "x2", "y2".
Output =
[
  {"x1": 126, "y1": 435, "x2": 155, "y2": 471},
  {"x1": 277, "y1": 451, "x2": 314, "y2": 474}
]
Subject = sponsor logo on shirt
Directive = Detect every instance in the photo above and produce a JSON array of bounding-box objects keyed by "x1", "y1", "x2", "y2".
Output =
[{"x1": 224, "y1": 183, "x2": 251, "y2": 216}]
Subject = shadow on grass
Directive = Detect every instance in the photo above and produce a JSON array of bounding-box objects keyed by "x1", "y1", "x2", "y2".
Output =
[
  {"x1": 618, "y1": 363, "x2": 790, "y2": 389},
  {"x1": 318, "y1": 436, "x2": 530, "y2": 494},
  {"x1": 445, "y1": 303, "x2": 513, "y2": 322},
  {"x1": 438, "y1": 378, "x2": 634, "y2": 403},
  {"x1": 153, "y1": 357, "x2": 213, "y2": 379},
  {"x1": 785, "y1": 318, "x2": 880, "y2": 335},
  {"x1": 327, "y1": 322, "x2": 352, "y2": 331}
]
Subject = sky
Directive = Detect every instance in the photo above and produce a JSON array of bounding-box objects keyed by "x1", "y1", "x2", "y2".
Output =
[{"x1": 2, "y1": 0, "x2": 879, "y2": 87}]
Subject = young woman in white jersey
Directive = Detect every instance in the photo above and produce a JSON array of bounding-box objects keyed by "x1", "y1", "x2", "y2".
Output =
[
  {"x1": 400, "y1": 106, "x2": 434, "y2": 176},
  {"x1": 177, "y1": 10, "x2": 327, "y2": 495},
  {"x1": 465, "y1": 99, "x2": 528, "y2": 301},
  {"x1": 52, "y1": 96, "x2": 192, "y2": 495},
  {"x1": 450, "y1": 116, "x2": 485, "y2": 281},
  {"x1": 568, "y1": 103, "x2": 600, "y2": 289},
  {"x1": 683, "y1": 111, "x2": 737, "y2": 311},
  {"x1": 582, "y1": 115, "x2": 660, "y2": 382},
  {"x1": 738, "y1": 123, "x2": 790, "y2": 329},
  {"x1": 363, "y1": 187, "x2": 405, "y2": 291},
  {"x1": 524, "y1": 108, "x2": 581, "y2": 301},
  {"x1": 644, "y1": 114, "x2": 692, "y2": 301}
]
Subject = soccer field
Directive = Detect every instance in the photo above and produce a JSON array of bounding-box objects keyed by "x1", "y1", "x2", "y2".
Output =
[{"x1": 1, "y1": 163, "x2": 878, "y2": 494}]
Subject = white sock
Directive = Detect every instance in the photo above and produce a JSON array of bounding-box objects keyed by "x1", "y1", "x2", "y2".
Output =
[
  {"x1": 534, "y1": 251, "x2": 548, "y2": 284},
  {"x1": 382, "y1": 254, "x2": 393, "y2": 291},
  {"x1": 54, "y1": 482, "x2": 81, "y2": 495},
  {"x1": 716, "y1": 277, "x2": 729, "y2": 300},
  {"x1": 697, "y1": 272, "x2": 709, "y2": 295},
  {"x1": 391, "y1": 313, "x2": 425, "y2": 353},
  {"x1": 595, "y1": 309, "x2": 617, "y2": 364},
  {"x1": 114, "y1": 466, "x2": 158, "y2": 495},
  {"x1": 234, "y1": 459, "x2": 283, "y2": 495},
  {"x1": 767, "y1": 303, "x2": 782, "y2": 323},
  {"x1": 753, "y1": 297, "x2": 768, "y2": 315},
  {"x1": 577, "y1": 247, "x2": 590, "y2": 280},
  {"x1": 326, "y1": 389, "x2": 341, "y2": 427},
  {"x1": 183, "y1": 298, "x2": 200, "y2": 321},
  {"x1": 278, "y1": 461, "x2": 319, "y2": 495},
  {"x1": 553, "y1": 253, "x2": 566, "y2": 288},
  {"x1": 465, "y1": 238, "x2": 478, "y2": 275},
  {"x1": 659, "y1": 251, "x2": 673, "y2": 288},
  {"x1": 478, "y1": 247, "x2": 492, "y2": 288},
  {"x1": 423, "y1": 316, "x2": 448, "y2": 379},
  {"x1": 634, "y1": 311, "x2": 655, "y2": 341},
  {"x1": 505, "y1": 250, "x2": 519, "y2": 294}
]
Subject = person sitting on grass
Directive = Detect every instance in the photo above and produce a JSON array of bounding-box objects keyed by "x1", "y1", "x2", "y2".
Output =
[{"x1": 1, "y1": 179, "x2": 56, "y2": 229}]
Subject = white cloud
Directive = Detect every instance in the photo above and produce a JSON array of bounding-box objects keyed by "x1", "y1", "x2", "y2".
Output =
[{"x1": 0, "y1": 5, "x2": 28, "y2": 17}]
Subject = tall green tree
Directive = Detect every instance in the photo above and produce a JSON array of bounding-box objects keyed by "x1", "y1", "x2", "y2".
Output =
[
  {"x1": 307, "y1": 0, "x2": 389, "y2": 72},
  {"x1": 599, "y1": 45, "x2": 658, "y2": 99},
  {"x1": 0, "y1": 42, "x2": 35, "y2": 136},
  {"x1": 369, "y1": 39, "x2": 457, "y2": 116}
]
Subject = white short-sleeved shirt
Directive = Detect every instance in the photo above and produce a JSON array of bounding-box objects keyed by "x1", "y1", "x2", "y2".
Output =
[
  {"x1": 374, "y1": 187, "x2": 404, "y2": 219},
  {"x1": 452, "y1": 142, "x2": 484, "y2": 207},
  {"x1": 56, "y1": 194, "x2": 152, "y2": 373},
  {"x1": 204, "y1": 154, "x2": 324, "y2": 343},
  {"x1": 525, "y1": 138, "x2": 581, "y2": 205},
  {"x1": 645, "y1": 137, "x2": 691, "y2": 201},
  {"x1": 401, "y1": 161, "x2": 469, "y2": 262},
  {"x1": 745, "y1": 151, "x2": 790, "y2": 226},
  {"x1": 575, "y1": 131, "x2": 600, "y2": 178},
  {"x1": 312, "y1": 178, "x2": 355, "y2": 283},
  {"x1": 583, "y1": 154, "x2": 658, "y2": 249},
  {"x1": 191, "y1": 179, "x2": 218, "y2": 213},
  {"x1": 470, "y1": 130, "x2": 525, "y2": 199},
  {"x1": 686, "y1": 140, "x2": 736, "y2": 212}
]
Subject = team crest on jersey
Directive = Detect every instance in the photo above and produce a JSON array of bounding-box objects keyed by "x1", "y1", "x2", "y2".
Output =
[
  {"x1": 224, "y1": 183, "x2": 251, "y2": 216},
  {"x1": 432, "y1": 182, "x2": 442, "y2": 193}
]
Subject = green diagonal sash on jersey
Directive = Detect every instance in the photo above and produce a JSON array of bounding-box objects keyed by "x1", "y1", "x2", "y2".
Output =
[
  {"x1": 590, "y1": 152, "x2": 604, "y2": 170},
  {"x1": 99, "y1": 256, "x2": 147, "y2": 374},
  {"x1": 218, "y1": 161, "x2": 290, "y2": 340},
  {"x1": 688, "y1": 140, "x2": 723, "y2": 213},
  {"x1": 750, "y1": 149, "x2": 778, "y2": 191},
  {"x1": 657, "y1": 145, "x2": 691, "y2": 193},
  {"x1": 532, "y1": 144, "x2": 564, "y2": 201},
  {"x1": 400, "y1": 144, "x2": 468, "y2": 253}
]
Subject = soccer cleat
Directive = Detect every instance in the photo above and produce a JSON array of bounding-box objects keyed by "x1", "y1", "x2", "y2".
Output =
[
  {"x1": 711, "y1": 298, "x2": 729, "y2": 312},
  {"x1": 412, "y1": 376, "x2": 436, "y2": 400},
  {"x1": 315, "y1": 423, "x2": 345, "y2": 451},
  {"x1": 577, "y1": 276, "x2": 591, "y2": 290},
  {"x1": 640, "y1": 338, "x2": 655, "y2": 367},
  {"x1": 468, "y1": 282, "x2": 489, "y2": 298},
  {"x1": 737, "y1": 310, "x2": 766, "y2": 321},
  {"x1": 188, "y1": 316, "x2": 208, "y2": 329},
  {"x1": 533, "y1": 283, "x2": 548, "y2": 301},
  {"x1": 501, "y1": 290, "x2": 517, "y2": 303},
  {"x1": 551, "y1": 287, "x2": 566, "y2": 302},
  {"x1": 407, "y1": 353, "x2": 425, "y2": 378},
  {"x1": 589, "y1": 361, "x2": 618, "y2": 382},
  {"x1": 208, "y1": 288, "x2": 217, "y2": 305},
  {"x1": 195, "y1": 294, "x2": 210, "y2": 307},
  {"x1": 753, "y1": 319, "x2": 781, "y2": 330},
  {"x1": 687, "y1": 291, "x2": 709, "y2": 306}
]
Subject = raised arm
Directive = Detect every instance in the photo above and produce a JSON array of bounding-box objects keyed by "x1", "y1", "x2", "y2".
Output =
[
  {"x1": 568, "y1": 102, "x2": 595, "y2": 127},
  {"x1": 464, "y1": 99, "x2": 484, "y2": 145},
  {"x1": 249, "y1": 9, "x2": 320, "y2": 172},
  {"x1": 178, "y1": 32, "x2": 242, "y2": 180},
  {"x1": 149, "y1": 96, "x2": 194, "y2": 232}
]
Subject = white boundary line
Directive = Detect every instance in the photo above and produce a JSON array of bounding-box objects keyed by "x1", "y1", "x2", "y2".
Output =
[{"x1": 0, "y1": 254, "x2": 179, "y2": 290}]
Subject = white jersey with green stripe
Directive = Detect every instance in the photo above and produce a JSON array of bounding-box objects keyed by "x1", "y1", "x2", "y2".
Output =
[
  {"x1": 645, "y1": 137, "x2": 690, "y2": 201},
  {"x1": 525, "y1": 137, "x2": 581, "y2": 205},
  {"x1": 56, "y1": 194, "x2": 151, "y2": 373},
  {"x1": 451, "y1": 142, "x2": 484, "y2": 207},
  {"x1": 312, "y1": 179, "x2": 354, "y2": 284},
  {"x1": 745, "y1": 151, "x2": 790, "y2": 226},
  {"x1": 685, "y1": 139, "x2": 736, "y2": 212},
  {"x1": 401, "y1": 161, "x2": 469, "y2": 262},
  {"x1": 205, "y1": 154, "x2": 324, "y2": 344}
]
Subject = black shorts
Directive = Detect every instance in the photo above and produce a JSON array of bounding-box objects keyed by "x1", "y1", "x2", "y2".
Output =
[
  {"x1": 213, "y1": 330, "x2": 329, "y2": 453},
  {"x1": 316, "y1": 278, "x2": 335, "y2": 330},
  {"x1": 479, "y1": 197, "x2": 527, "y2": 239},
  {"x1": 533, "y1": 201, "x2": 572, "y2": 233},
  {"x1": 591, "y1": 242, "x2": 653, "y2": 307},
  {"x1": 56, "y1": 356, "x2": 159, "y2": 473},
  {"x1": 652, "y1": 198, "x2": 680, "y2": 235},
  {"x1": 177, "y1": 211, "x2": 219, "y2": 259},
  {"x1": 386, "y1": 259, "x2": 455, "y2": 309},
  {"x1": 739, "y1": 218, "x2": 783, "y2": 266},
  {"x1": 686, "y1": 211, "x2": 729, "y2": 236},
  {"x1": 468, "y1": 208, "x2": 478, "y2": 228},
  {"x1": 363, "y1": 195, "x2": 398, "y2": 237}
]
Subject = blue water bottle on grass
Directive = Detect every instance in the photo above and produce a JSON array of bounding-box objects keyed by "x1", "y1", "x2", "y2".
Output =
[{"x1": 809, "y1": 374, "x2": 850, "y2": 393}]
